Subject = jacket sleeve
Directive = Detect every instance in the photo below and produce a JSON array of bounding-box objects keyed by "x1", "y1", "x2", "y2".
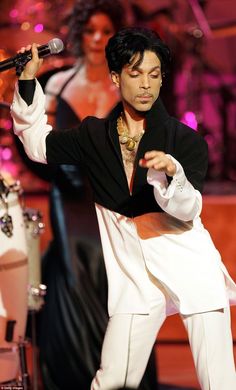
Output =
[
  {"x1": 147, "y1": 156, "x2": 202, "y2": 221},
  {"x1": 11, "y1": 79, "x2": 86, "y2": 165},
  {"x1": 174, "y1": 123, "x2": 208, "y2": 194}
]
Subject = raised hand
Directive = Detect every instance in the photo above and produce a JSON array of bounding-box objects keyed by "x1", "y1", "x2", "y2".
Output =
[{"x1": 18, "y1": 43, "x2": 43, "y2": 80}]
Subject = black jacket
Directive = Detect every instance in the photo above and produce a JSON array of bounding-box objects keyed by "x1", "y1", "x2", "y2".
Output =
[{"x1": 45, "y1": 98, "x2": 208, "y2": 218}]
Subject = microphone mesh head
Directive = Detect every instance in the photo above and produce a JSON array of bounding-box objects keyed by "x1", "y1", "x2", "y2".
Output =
[{"x1": 48, "y1": 38, "x2": 64, "y2": 54}]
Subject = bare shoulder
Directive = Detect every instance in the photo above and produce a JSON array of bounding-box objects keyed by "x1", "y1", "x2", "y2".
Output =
[{"x1": 45, "y1": 67, "x2": 76, "y2": 95}]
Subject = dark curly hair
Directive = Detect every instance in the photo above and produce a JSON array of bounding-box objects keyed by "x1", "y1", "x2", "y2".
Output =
[
  {"x1": 66, "y1": 0, "x2": 126, "y2": 57},
  {"x1": 105, "y1": 26, "x2": 171, "y2": 76}
]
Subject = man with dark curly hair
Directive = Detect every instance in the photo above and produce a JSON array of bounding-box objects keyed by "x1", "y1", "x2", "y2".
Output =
[{"x1": 11, "y1": 26, "x2": 236, "y2": 390}]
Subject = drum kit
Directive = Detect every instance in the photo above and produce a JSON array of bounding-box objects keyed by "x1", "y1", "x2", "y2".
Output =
[{"x1": 0, "y1": 172, "x2": 46, "y2": 388}]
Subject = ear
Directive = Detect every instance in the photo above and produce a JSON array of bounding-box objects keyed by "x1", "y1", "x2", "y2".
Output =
[{"x1": 111, "y1": 71, "x2": 120, "y2": 87}]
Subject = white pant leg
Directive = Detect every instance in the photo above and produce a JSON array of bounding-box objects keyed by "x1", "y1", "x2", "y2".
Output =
[
  {"x1": 182, "y1": 307, "x2": 236, "y2": 390},
  {"x1": 91, "y1": 289, "x2": 167, "y2": 390}
]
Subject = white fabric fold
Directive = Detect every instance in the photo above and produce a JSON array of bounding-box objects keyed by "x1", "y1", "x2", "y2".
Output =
[
  {"x1": 10, "y1": 79, "x2": 51, "y2": 163},
  {"x1": 147, "y1": 155, "x2": 202, "y2": 221}
]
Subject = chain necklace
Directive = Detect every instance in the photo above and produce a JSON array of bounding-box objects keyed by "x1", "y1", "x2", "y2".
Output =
[{"x1": 117, "y1": 114, "x2": 145, "y2": 151}]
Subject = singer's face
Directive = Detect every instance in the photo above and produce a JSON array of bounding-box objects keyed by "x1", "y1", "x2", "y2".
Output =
[
  {"x1": 111, "y1": 51, "x2": 162, "y2": 114},
  {"x1": 82, "y1": 13, "x2": 115, "y2": 66}
]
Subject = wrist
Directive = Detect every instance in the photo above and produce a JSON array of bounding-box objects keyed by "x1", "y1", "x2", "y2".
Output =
[
  {"x1": 18, "y1": 79, "x2": 36, "y2": 105},
  {"x1": 19, "y1": 74, "x2": 35, "y2": 80}
]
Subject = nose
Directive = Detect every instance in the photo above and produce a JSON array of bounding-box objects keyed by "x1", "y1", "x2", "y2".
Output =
[
  {"x1": 140, "y1": 75, "x2": 150, "y2": 89},
  {"x1": 93, "y1": 31, "x2": 102, "y2": 42}
]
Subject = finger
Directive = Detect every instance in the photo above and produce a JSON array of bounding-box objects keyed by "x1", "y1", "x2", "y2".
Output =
[
  {"x1": 139, "y1": 153, "x2": 159, "y2": 167},
  {"x1": 139, "y1": 156, "x2": 161, "y2": 168},
  {"x1": 153, "y1": 161, "x2": 167, "y2": 170},
  {"x1": 146, "y1": 159, "x2": 165, "y2": 169},
  {"x1": 18, "y1": 46, "x2": 26, "y2": 54},
  {"x1": 31, "y1": 43, "x2": 39, "y2": 59},
  {"x1": 151, "y1": 159, "x2": 176, "y2": 176},
  {"x1": 144, "y1": 150, "x2": 164, "y2": 160},
  {"x1": 139, "y1": 158, "x2": 148, "y2": 167}
]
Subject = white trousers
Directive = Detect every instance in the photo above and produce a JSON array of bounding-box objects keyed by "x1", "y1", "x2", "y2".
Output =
[{"x1": 91, "y1": 286, "x2": 236, "y2": 390}]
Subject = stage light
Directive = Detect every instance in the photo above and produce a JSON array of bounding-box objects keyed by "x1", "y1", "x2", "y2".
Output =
[
  {"x1": 180, "y1": 111, "x2": 198, "y2": 131},
  {"x1": 34, "y1": 24, "x2": 44, "y2": 33}
]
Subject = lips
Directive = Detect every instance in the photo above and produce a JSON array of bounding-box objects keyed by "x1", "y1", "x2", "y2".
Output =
[
  {"x1": 137, "y1": 94, "x2": 153, "y2": 101},
  {"x1": 137, "y1": 94, "x2": 153, "y2": 98}
]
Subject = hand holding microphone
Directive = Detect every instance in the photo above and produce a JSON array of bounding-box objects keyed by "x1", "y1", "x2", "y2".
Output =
[
  {"x1": 18, "y1": 43, "x2": 43, "y2": 80},
  {"x1": 0, "y1": 38, "x2": 64, "y2": 77}
]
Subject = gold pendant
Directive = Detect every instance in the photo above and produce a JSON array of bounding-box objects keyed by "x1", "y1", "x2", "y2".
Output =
[
  {"x1": 117, "y1": 114, "x2": 144, "y2": 152},
  {"x1": 120, "y1": 136, "x2": 129, "y2": 144},
  {"x1": 133, "y1": 135, "x2": 140, "y2": 142},
  {"x1": 126, "y1": 139, "x2": 136, "y2": 151}
]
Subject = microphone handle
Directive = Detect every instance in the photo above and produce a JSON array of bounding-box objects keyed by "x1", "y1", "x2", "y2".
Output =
[{"x1": 0, "y1": 44, "x2": 50, "y2": 73}]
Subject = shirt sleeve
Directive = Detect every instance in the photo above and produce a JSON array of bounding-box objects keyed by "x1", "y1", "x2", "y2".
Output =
[
  {"x1": 147, "y1": 155, "x2": 202, "y2": 221},
  {"x1": 11, "y1": 79, "x2": 51, "y2": 163}
]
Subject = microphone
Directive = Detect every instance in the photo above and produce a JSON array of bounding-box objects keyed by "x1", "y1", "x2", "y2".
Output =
[{"x1": 0, "y1": 38, "x2": 64, "y2": 73}]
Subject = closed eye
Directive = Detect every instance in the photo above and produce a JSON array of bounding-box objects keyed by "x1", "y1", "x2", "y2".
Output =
[
  {"x1": 129, "y1": 73, "x2": 139, "y2": 78},
  {"x1": 150, "y1": 72, "x2": 161, "y2": 78}
]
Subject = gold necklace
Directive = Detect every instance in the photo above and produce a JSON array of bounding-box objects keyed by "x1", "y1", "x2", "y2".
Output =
[{"x1": 117, "y1": 114, "x2": 145, "y2": 151}]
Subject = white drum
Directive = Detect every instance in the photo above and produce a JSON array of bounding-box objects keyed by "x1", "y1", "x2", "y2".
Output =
[
  {"x1": 0, "y1": 179, "x2": 28, "y2": 383},
  {"x1": 24, "y1": 208, "x2": 46, "y2": 312}
]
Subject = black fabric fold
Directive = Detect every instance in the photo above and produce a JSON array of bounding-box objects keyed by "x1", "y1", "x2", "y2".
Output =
[{"x1": 18, "y1": 79, "x2": 36, "y2": 106}]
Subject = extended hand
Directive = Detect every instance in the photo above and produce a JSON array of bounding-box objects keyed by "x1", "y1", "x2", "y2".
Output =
[
  {"x1": 139, "y1": 150, "x2": 176, "y2": 177},
  {"x1": 18, "y1": 43, "x2": 43, "y2": 80}
]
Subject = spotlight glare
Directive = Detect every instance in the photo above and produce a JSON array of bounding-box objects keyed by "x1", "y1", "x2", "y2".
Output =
[{"x1": 34, "y1": 24, "x2": 44, "y2": 33}]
